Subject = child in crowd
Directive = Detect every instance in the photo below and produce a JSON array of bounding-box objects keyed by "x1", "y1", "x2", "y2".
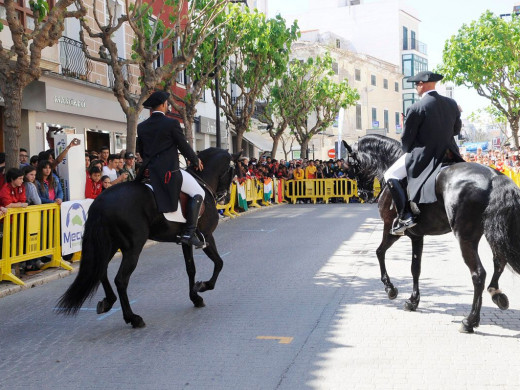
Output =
[
  {"x1": 23, "y1": 165, "x2": 42, "y2": 205},
  {"x1": 101, "y1": 175, "x2": 112, "y2": 191},
  {"x1": 85, "y1": 166, "x2": 103, "y2": 199},
  {"x1": 35, "y1": 160, "x2": 64, "y2": 205}
]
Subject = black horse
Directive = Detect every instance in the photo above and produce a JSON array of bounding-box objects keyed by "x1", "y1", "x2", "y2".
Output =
[
  {"x1": 57, "y1": 147, "x2": 240, "y2": 328},
  {"x1": 344, "y1": 135, "x2": 520, "y2": 333}
]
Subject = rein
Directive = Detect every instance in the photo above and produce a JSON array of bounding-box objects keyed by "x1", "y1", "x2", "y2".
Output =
[{"x1": 185, "y1": 168, "x2": 218, "y2": 203}]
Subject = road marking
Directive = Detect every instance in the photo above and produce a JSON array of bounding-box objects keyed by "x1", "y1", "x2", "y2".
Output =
[
  {"x1": 97, "y1": 300, "x2": 137, "y2": 320},
  {"x1": 241, "y1": 229, "x2": 277, "y2": 233},
  {"x1": 256, "y1": 336, "x2": 294, "y2": 344}
]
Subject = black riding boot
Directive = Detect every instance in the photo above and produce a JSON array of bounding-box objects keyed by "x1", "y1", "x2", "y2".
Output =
[
  {"x1": 180, "y1": 195, "x2": 204, "y2": 248},
  {"x1": 387, "y1": 179, "x2": 416, "y2": 235}
]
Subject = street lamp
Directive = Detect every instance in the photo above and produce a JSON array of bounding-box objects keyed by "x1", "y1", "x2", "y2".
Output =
[{"x1": 214, "y1": 0, "x2": 249, "y2": 148}]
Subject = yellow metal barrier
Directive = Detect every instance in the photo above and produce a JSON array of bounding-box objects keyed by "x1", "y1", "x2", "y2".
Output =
[
  {"x1": 285, "y1": 178, "x2": 357, "y2": 204},
  {"x1": 217, "y1": 183, "x2": 239, "y2": 218},
  {"x1": 0, "y1": 204, "x2": 72, "y2": 286},
  {"x1": 373, "y1": 177, "x2": 381, "y2": 198}
]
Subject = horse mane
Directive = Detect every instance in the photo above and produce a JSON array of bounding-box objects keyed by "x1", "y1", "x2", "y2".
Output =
[{"x1": 356, "y1": 135, "x2": 403, "y2": 181}]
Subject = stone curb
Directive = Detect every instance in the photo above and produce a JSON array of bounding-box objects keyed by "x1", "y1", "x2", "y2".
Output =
[{"x1": 0, "y1": 203, "x2": 283, "y2": 299}]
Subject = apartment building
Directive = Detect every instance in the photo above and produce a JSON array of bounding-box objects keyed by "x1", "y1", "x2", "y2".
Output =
[
  {"x1": 289, "y1": 36, "x2": 402, "y2": 159},
  {"x1": 274, "y1": 0, "x2": 427, "y2": 116},
  {"x1": 0, "y1": 0, "x2": 142, "y2": 156}
]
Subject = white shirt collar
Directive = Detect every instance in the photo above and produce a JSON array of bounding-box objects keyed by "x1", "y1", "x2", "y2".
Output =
[
  {"x1": 421, "y1": 90, "x2": 436, "y2": 99},
  {"x1": 152, "y1": 111, "x2": 165, "y2": 115}
]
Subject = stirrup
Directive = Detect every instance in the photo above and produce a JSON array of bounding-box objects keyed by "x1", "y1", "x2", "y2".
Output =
[
  {"x1": 180, "y1": 232, "x2": 205, "y2": 249},
  {"x1": 390, "y1": 217, "x2": 416, "y2": 235}
]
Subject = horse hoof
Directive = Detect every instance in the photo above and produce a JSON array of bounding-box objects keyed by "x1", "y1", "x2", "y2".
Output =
[
  {"x1": 492, "y1": 293, "x2": 509, "y2": 310},
  {"x1": 194, "y1": 281, "x2": 206, "y2": 293},
  {"x1": 96, "y1": 299, "x2": 114, "y2": 314},
  {"x1": 459, "y1": 319, "x2": 474, "y2": 334},
  {"x1": 193, "y1": 298, "x2": 205, "y2": 308},
  {"x1": 385, "y1": 286, "x2": 398, "y2": 300},
  {"x1": 131, "y1": 316, "x2": 146, "y2": 328},
  {"x1": 404, "y1": 300, "x2": 418, "y2": 312}
]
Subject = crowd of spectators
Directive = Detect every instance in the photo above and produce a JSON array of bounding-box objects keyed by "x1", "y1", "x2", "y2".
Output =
[
  {"x1": 236, "y1": 155, "x2": 356, "y2": 182},
  {"x1": 0, "y1": 141, "x2": 139, "y2": 274},
  {"x1": 462, "y1": 145, "x2": 520, "y2": 173}
]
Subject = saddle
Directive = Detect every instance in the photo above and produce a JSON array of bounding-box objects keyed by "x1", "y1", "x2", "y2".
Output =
[{"x1": 143, "y1": 183, "x2": 205, "y2": 223}]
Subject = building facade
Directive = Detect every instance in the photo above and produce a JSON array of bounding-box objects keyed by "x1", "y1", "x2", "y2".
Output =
[
  {"x1": 288, "y1": 37, "x2": 402, "y2": 160},
  {"x1": 0, "y1": 0, "x2": 141, "y2": 156},
  {"x1": 274, "y1": 0, "x2": 428, "y2": 115}
]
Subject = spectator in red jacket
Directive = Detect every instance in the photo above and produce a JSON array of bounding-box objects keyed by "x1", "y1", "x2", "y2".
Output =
[
  {"x1": 0, "y1": 168, "x2": 28, "y2": 208},
  {"x1": 85, "y1": 166, "x2": 103, "y2": 199}
]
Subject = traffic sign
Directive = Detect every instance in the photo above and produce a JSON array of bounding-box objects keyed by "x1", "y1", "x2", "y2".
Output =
[{"x1": 328, "y1": 149, "x2": 336, "y2": 158}]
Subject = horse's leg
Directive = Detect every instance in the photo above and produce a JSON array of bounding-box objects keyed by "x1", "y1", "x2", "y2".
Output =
[
  {"x1": 376, "y1": 224, "x2": 401, "y2": 300},
  {"x1": 487, "y1": 256, "x2": 509, "y2": 310},
  {"x1": 458, "y1": 239, "x2": 486, "y2": 333},
  {"x1": 181, "y1": 243, "x2": 205, "y2": 308},
  {"x1": 114, "y1": 248, "x2": 146, "y2": 328},
  {"x1": 404, "y1": 236, "x2": 423, "y2": 311},
  {"x1": 196, "y1": 233, "x2": 224, "y2": 293},
  {"x1": 96, "y1": 249, "x2": 119, "y2": 314}
]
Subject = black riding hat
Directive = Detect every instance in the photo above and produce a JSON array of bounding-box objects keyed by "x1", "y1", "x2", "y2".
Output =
[
  {"x1": 143, "y1": 91, "x2": 170, "y2": 109},
  {"x1": 407, "y1": 71, "x2": 443, "y2": 83}
]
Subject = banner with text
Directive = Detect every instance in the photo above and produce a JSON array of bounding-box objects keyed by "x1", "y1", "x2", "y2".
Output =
[{"x1": 61, "y1": 199, "x2": 94, "y2": 256}]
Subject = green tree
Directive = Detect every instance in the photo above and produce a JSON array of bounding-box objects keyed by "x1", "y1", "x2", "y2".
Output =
[
  {"x1": 255, "y1": 85, "x2": 290, "y2": 158},
  {"x1": 468, "y1": 105, "x2": 510, "y2": 144},
  {"x1": 167, "y1": 3, "x2": 244, "y2": 147},
  {"x1": 76, "y1": 0, "x2": 230, "y2": 154},
  {"x1": 280, "y1": 54, "x2": 359, "y2": 159},
  {"x1": 212, "y1": 10, "x2": 299, "y2": 151},
  {"x1": 438, "y1": 11, "x2": 520, "y2": 148},
  {"x1": 0, "y1": 0, "x2": 84, "y2": 169}
]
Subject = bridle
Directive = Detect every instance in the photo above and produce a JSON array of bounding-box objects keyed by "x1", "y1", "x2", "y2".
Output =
[{"x1": 215, "y1": 160, "x2": 236, "y2": 203}]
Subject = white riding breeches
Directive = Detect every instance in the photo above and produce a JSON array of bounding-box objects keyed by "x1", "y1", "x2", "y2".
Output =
[
  {"x1": 181, "y1": 170, "x2": 205, "y2": 199},
  {"x1": 383, "y1": 153, "x2": 408, "y2": 182}
]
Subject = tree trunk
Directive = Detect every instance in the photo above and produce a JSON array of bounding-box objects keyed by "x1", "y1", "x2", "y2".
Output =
[
  {"x1": 511, "y1": 118, "x2": 519, "y2": 150},
  {"x1": 271, "y1": 133, "x2": 281, "y2": 158},
  {"x1": 184, "y1": 117, "x2": 195, "y2": 149},
  {"x1": 300, "y1": 138, "x2": 310, "y2": 159},
  {"x1": 235, "y1": 126, "x2": 245, "y2": 154},
  {"x1": 126, "y1": 112, "x2": 139, "y2": 154},
  {"x1": 3, "y1": 84, "x2": 23, "y2": 170}
]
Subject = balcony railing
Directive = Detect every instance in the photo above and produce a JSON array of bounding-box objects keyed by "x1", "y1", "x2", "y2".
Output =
[
  {"x1": 402, "y1": 38, "x2": 427, "y2": 55},
  {"x1": 108, "y1": 58, "x2": 133, "y2": 89},
  {"x1": 232, "y1": 95, "x2": 245, "y2": 117},
  {"x1": 59, "y1": 37, "x2": 92, "y2": 81}
]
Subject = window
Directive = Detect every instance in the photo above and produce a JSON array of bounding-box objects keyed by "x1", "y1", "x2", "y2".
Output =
[
  {"x1": 107, "y1": 0, "x2": 125, "y2": 58},
  {"x1": 395, "y1": 82, "x2": 399, "y2": 92},
  {"x1": 403, "y1": 92, "x2": 419, "y2": 115},
  {"x1": 384, "y1": 109, "x2": 389, "y2": 130},
  {"x1": 356, "y1": 104, "x2": 362, "y2": 129},
  {"x1": 371, "y1": 74, "x2": 376, "y2": 86},
  {"x1": 395, "y1": 112, "x2": 402, "y2": 134},
  {"x1": 355, "y1": 69, "x2": 361, "y2": 81},
  {"x1": 403, "y1": 26, "x2": 408, "y2": 50},
  {"x1": 0, "y1": 0, "x2": 55, "y2": 30},
  {"x1": 383, "y1": 79, "x2": 388, "y2": 89},
  {"x1": 411, "y1": 30, "x2": 416, "y2": 50},
  {"x1": 332, "y1": 62, "x2": 338, "y2": 75},
  {"x1": 402, "y1": 54, "x2": 428, "y2": 89},
  {"x1": 372, "y1": 107, "x2": 377, "y2": 124},
  {"x1": 336, "y1": 39, "x2": 341, "y2": 49}
]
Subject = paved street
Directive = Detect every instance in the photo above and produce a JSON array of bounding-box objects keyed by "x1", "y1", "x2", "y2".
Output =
[{"x1": 1, "y1": 203, "x2": 520, "y2": 389}]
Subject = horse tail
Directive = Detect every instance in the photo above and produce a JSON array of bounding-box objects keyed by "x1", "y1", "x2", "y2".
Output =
[
  {"x1": 56, "y1": 206, "x2": 112, "y2": 315},
  {"x1": 483, "y1": 174, "x2": 520, "y2": 274}
]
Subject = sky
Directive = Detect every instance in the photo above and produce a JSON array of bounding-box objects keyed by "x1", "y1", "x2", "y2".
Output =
[{"x1": 267, "y1": 0, "x2": 517, "y2": 119}]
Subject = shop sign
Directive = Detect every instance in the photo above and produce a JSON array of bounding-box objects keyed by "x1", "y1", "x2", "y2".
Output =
[{"x1": 54, "y1": 95, "x2": 86, "y2": 108}]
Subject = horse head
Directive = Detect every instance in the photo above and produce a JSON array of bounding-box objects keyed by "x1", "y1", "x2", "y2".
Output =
[{"x1": 215, "y1": 150, "x2": 242, "y2": 204}]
